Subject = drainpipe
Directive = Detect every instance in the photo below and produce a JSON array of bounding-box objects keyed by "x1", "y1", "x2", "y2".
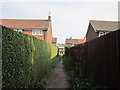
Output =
[{"x1": 43, "y1": 30, "x2": 47, "y2": 42}]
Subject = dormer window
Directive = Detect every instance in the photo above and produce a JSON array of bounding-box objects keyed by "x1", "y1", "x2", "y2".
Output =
[{"x1": 32, "y1": 30, "x2": 42, "y2": 35}]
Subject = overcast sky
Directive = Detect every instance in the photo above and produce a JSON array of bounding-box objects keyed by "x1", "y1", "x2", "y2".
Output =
[{"x1": 0, "y1": 0, "x2": 119, "y2": 43}]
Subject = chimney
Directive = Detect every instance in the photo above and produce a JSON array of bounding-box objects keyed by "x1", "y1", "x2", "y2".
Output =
[
  {"x1": 48, "y1": 11, "x2": 51, "y2": 21},
  {"x1": 48, "y1": 16, "x2": 51, "y2": 21}
]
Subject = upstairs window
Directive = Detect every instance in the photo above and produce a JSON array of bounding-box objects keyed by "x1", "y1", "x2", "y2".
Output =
[
  {"x1": 32, "y1": 30, "x2": 42, "y2": 35},
  {"x1": 105, "y1": 32, "x2": 109, "y2": 35},
  {"x1": 14, "y1": 29, "x2": 23, "y2": 32},
  {"x1": 18, "y1": 29, "x2": 23, "y2": 32},
  {"x1": 14, "y1": 29, "x2": 18, "y2": 31},
  {"x1": 98, "y1": 32, "x2": 104, "y2": 37}
]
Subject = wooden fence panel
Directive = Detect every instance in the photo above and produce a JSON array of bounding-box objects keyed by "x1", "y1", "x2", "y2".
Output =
[{"x1": 66, "y1": 29, "x2": 120, "y2": 88}]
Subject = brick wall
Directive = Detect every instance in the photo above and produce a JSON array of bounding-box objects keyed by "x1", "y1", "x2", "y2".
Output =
[
  {"x1": 46, "y1": 24, "x2": 52, "y2": 44},
  {"x1": 86, "y1": 23, "x2": 98, "y2": 42}
]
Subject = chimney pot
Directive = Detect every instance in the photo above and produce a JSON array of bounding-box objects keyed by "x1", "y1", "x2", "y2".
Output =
[{"x1": 48, "y1": 11, "x2": 51, "y2": 21}]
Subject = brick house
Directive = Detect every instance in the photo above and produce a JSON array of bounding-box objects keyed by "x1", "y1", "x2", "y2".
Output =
[
  {"x1": 0, "y1": 15, "x2": 53, "y2": 44},
  {"x1": 85, "y1": 20, "x2": 120, "y2": 42},
  {"x1": 52, "y1": 37, "x2": 57, "y2": 46},
  {"x1": 65, "y1": 37, "x2": 86, "y2": 46}
]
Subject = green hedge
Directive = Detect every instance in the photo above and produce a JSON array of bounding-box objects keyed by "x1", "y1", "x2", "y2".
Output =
[
  {"x1": 51, "y1": 45, "x2": 58, "y2": 59},
  {"x1": 2, "y1": 25, "x2": 58, "y2": 88}
]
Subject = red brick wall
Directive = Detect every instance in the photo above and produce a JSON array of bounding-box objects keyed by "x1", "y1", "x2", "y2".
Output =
[
  {"x1": 46, "y1": 24, "x2": 52, "y2": 44},
  {"x1": 86, "y1": 23, "x2": 98, "y2": 42}
]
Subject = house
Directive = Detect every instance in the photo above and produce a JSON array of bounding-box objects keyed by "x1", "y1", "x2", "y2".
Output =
[
  {"x1": 0, "y1": 15, "x2": 53, "y2": 44},
  {"x1": 52, "y1": 37, "x2": 57, "y2": 46},
  {"x1": 65, "y1": 37, "x2": 86, "y2": 46},
  {"x1": 85, "y1": 20, "x2": 120, "y2": 42}
]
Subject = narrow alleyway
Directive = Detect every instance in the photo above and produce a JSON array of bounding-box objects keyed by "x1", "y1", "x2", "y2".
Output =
[{"x1": 46, "y1": 60, "x2": 69, "y2": 88}]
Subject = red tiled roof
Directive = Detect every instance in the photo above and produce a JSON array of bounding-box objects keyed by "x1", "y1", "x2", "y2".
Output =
[
  {"x1": 66, "y1": 38, "x2": 86, "y2": 45},
  {"x1": 66, "y1": 39, "x2": 78, "y2": 44},
  {"x1": 0, "y1": 19, "x2": 50, "y2": 29},
  {"x1": 77, "y1": 39, "x2": 86, "y2": 44}
]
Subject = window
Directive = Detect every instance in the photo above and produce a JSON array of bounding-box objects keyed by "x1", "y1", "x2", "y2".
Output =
[
  {"x1": 105, "y1": 32, "x2": 109, "y2": 35},
  {"x1": 14, "y1": 29, "x2": 18, "y2": 31},
  {"x1": 14, "y1": 29, "x2": 23, "y2": 32},
  {"x1": 18, "y1": 29, "x2": 23, "y2": 32},
  {"x1": 32, "y1": 30, "x2": 42, "y2": 35},
  {"x1": 98, "y1": 32, "x2": 104, "y2": 37}
]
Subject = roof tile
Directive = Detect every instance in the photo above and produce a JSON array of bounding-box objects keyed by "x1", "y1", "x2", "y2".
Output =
[
  {"x1": 0, "y1": 19, "x2": 50, "y2": 29},
  {"x1": 90, "y1": 20, "x2": 120, "y2": 31}
]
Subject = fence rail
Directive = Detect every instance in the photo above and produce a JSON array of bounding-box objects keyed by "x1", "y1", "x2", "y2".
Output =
[{"x1": 66, "y1": 29, "x2": 120, "y2": 88}]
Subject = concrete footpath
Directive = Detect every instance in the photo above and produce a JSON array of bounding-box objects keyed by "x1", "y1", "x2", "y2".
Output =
[{"x1": 46, "y1": 60, "x2": 69, "y2": 88}]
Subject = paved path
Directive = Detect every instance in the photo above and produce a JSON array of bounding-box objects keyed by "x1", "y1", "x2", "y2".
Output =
[{"x1": 46, "y1": 60, "x2": 69, "y2": 88}]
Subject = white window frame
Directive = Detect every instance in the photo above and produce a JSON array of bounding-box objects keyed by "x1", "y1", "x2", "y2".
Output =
[
  {"x1": 32, "y1": 30, "x2": 42, "y2": 35},
  {"x1": 98, "y1": 32, "x2": 104, "y2": 37},
  {"x1": 14, "y1": 28, "x2": 23, "y2": 32},
  {"x1": 14, "y1": 29, "x2": 18, "y2": 31},
  {"x1": 18, "y1": 29, "x2": 23, "y2": 32}
]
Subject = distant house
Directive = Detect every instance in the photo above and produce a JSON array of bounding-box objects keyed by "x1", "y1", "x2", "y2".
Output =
[
  {"x1": 0, "y1": 15, "x2": 53, "y2": 44},
  {"x1": 65, "y1": 37, "x2": 86, "y2": 46},
  {"x1": 52, "y1": 37, "x2": 57, "y2": 46},
  {"x1": 85, "y1": 20, "x2": 120, "y2": 42}
]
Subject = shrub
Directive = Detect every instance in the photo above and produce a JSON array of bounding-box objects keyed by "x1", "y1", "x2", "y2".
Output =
[
  {"x1": 51, "y1": 45, "x2": 58, "y2": 59},
  {"x1": 2, "y1": 25, "x2": 58, "y2": 88},
  {"x1": 63, "y1": 55, "x2": 93, "y2": 89}
]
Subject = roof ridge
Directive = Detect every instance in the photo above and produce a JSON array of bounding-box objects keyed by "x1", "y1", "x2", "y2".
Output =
[
  {"x1": 0, "y1": 19, "x2": 50, "y2": 29},
  {"x1": 90, "y1": 20, "x2": 119, "y2": 23},
  {"x1": 0, "y1": 19, "x2": 48, "y2": 21}
]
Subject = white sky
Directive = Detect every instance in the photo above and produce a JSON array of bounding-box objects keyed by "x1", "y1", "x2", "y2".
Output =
[{"x1": 0, "y1": 0, "x2": 119, "y2": 43}]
